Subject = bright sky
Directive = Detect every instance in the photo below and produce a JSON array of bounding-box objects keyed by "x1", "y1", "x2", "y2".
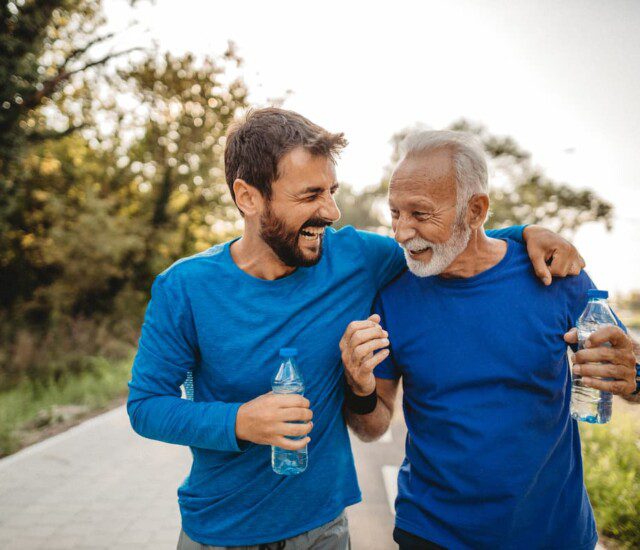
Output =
[{"x1": 108, "y1": 0, "x2": 640, "y2": 294}]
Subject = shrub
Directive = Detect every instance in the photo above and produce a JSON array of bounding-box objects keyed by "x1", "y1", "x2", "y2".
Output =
[{"x1": 581, "y1": 408, "x2": 640, "y2": 549}]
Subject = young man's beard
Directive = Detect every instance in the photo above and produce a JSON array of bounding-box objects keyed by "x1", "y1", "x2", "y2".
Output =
[{"x1": 259, "y1": 203, "x2": 329, "y2": 268}]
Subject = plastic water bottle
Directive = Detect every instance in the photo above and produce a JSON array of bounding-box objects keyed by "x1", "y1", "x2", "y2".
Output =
[
  {"x1": 570, "y1": 289, "x2": 616, "y2": 424},
  {"x1": 271, "y1": 348, "x2": 308, "y2": 475}
]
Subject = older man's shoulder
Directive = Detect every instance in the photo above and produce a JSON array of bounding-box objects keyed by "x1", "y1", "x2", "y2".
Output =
[{"x1": 378, "y1": 266, "x2": 415, "y2": 298}]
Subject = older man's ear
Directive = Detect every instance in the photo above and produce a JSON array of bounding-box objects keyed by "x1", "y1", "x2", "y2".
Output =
[{"x1": 466, "y1": 194, "x2": 490, "y2": 229}]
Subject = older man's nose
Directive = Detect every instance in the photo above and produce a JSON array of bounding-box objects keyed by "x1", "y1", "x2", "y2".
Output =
[{"x1": 393, "y1": 217, "x2": 416, "y2": 244}]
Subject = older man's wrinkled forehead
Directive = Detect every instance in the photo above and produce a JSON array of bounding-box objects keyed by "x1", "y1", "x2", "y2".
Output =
[{"x1": 389, "y1": 146, "x2": 457, "y2": 204}]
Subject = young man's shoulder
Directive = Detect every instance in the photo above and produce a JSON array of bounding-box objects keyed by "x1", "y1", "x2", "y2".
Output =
[
  {"x1": 157, "y1": 242, "x2": 229, "y2": 285},
  {"x1": 325, "y1": 225, "x2": 394, "y2": 248}
]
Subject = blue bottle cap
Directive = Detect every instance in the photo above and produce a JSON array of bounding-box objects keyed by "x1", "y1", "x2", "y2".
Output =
[
  {"x1": 279, "y1": 347, "x2": 298, "y2": 358},
  {"x1": 587, "y1": 289, "x2": 608, "y2": 299}
]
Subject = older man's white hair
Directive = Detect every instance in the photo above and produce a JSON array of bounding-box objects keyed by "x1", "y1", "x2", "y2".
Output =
[
  {"x1": 399, "y1": 129, "x2": 488, "y2": 216},
  {"x1": 396, "y1": 130, "x2": 489, "y2": 278}
]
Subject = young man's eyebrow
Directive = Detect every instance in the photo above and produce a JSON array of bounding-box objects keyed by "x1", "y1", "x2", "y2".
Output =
[{"x1": 299, "y1": 182, "x2": 340, "y2": 194}]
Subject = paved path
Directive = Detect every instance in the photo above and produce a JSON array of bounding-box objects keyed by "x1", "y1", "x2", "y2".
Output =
[
  {"x1": 0, "y1": 406, "x2": 406, "y2": 550},
  {"x1": 0, "y1": 404, "x2": 608, "y2": 550}
]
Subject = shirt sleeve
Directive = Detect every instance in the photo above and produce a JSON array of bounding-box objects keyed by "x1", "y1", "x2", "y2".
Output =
[
  {"x1": 486, "y1": 225, "x2": 526, "y2": 242},
  {"x1": 371, "y1": 293, "x2": 401, "y2": 380},
  {"x1": 357, "y1": 230, "x2": 406, "y2": 291},
  {"x1": 127, "y1": 273, "x2": 245, "y2": 452}
]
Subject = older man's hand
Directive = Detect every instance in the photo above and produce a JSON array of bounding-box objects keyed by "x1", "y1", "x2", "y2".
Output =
[
  {"x1": 523, "y1": 225, "x2": 585, "y2": 286},
  {"x1": 564, "y1": 326, "x2": 637, "y2": 395},
  {"x1": 340, "y1": 314, "x2": 390, "y2": 396}
]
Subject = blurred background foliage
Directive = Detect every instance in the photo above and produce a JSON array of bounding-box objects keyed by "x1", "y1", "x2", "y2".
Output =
[
  {"x1": 0, "y1": 1, "x2": 637, "y2": 546},
  {"x1": 1, "y1": 0, "x2": 248, "y2": 390},
  {"x1": 0, "y1": 0, "x2": 617, "y2": 397},
  {"x1": 336, "y1": 120, "x2": 613, "y2": 234}
]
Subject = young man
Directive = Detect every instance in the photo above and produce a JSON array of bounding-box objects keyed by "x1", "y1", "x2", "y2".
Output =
[
  {"x1": 341, "y1": 130, "x2": 639, "y2": 550},
  {"x1": 128, "y1": 109, "x2": 585, "y2": 549}
]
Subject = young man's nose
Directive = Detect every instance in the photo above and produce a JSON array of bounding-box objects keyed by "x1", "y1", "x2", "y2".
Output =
[{"x1": 318, "y1": 195, "x2": 341, "y2": 224}]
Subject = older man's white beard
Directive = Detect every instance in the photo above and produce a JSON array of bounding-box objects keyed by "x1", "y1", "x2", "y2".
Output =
[{"x1": 401, "y1": 223, "x2": 472, "y2": 278}]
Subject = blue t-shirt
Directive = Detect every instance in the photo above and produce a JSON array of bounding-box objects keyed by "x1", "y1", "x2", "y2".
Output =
[
  {"x1": 128, "y1": 225, "x2": 524, "y2": 545},
  {"x1": 374, "y1": 239, "x2": 603, "y2": 550}
]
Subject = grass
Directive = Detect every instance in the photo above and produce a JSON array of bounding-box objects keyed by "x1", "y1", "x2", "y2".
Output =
[
  {"x1": 581, "y1": 402, "x2": 640, "y2": 549},
  {"x1": 0, "y1": 356, "x2": 132, "y2": 457}
]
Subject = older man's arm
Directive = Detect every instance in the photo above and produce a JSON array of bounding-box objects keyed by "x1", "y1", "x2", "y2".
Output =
[
  {"x1": 345, "y1": 378, "x2": 400, "y2": 441},
  {"x1": 339, "y1": 314, "x2": 400, "y2": 440},
  {"x1": 565, "y1": 326, "x2": 640, "y2": 403}
]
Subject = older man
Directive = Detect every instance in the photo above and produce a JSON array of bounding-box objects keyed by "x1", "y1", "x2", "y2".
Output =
[{"x1": 341, "y1": 131, "x2": 639, "y2": 550}]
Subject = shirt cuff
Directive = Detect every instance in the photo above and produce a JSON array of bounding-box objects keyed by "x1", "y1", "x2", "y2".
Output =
[{"x1": 221, "y1": 402, "x2": 252, "y2": 452}]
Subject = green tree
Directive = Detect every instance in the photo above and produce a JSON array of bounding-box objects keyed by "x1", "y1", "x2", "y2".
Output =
[
  {"x1": 0, "y1": 0, "x2": 142, "y2": 309},
  {"x1": 337, "y1": 120, "x2": 613, "y2": 235},
  {"x1": 0, "y1": 0, "x2": 249, "y2": 387}
]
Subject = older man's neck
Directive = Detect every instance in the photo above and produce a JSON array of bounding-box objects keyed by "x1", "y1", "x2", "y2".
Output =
[{"x1": 440, "y1": 228, "x2": 507, "y2": 279}]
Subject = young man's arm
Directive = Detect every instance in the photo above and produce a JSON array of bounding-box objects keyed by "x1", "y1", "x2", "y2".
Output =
[{"x1": 127, "y1": 275, "x2": 312, "y2": 452}]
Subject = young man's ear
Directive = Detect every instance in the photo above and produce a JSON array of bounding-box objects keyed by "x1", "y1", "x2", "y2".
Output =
[
  {"x1": 233, "y1": 179, "x2": 263, "y2": 217},
  {"x1": 466, "y1": 194, "x2": 490, "y2": 229}
]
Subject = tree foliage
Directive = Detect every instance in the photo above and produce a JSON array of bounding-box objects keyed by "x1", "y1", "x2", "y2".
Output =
[
  {"x1": 0, "y1": 1, "x2": 614, "y2": 389},
  {"x1": 0, "y1": 0, "x2": 248, "y2": 387},
  {"x1": 337, "y1": 120, "x2": 613, "y2": 235}
]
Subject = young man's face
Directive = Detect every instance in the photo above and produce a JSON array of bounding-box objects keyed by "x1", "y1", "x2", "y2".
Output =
[{"x1": 260, "y1": 147, "x2": 341, "y2": 267}]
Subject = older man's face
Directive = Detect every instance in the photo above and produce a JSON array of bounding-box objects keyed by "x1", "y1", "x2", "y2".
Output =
[{"x1": 388, "y1": 148, "x2": 470, "y2": 276}]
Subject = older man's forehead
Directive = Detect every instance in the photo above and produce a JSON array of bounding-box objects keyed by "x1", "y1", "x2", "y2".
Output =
[{"x1": 390, "y1": 152, "x2": 457, "y2": 202}]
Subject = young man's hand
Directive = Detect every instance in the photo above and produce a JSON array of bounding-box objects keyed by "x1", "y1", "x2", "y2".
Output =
[
  {"x1": 340, "y1": 314, "x2": 390, "y2": 396},
  {"x1": 235, "y1": 393, "x2": 313, "y2": 449},
  {"x1": 523, "y1": 225, "x2": 585, "y2": 285}
]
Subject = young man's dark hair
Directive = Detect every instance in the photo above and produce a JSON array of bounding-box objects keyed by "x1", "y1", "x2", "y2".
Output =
[{"x1": 224, "y1": 107, "x2": 347, "y2": 209}]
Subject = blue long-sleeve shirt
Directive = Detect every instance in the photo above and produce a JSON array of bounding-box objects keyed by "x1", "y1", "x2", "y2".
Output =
[{"x1": 127, "y1": 224, "x2": 525, "y2": 545}]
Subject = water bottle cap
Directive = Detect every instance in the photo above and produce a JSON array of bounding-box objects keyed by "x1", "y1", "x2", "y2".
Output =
[
  {"x1": 587, "y1": 289, "x2": 608, "y2": 299},
  {"x1": 279, "y1": 347, "x2": 298, "y2": 358}
]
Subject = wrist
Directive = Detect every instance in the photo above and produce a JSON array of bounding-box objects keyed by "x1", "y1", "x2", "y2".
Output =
[
  {"x1": 234, "y1": 403, "x2": 249, "y2": 442},
  {"x1": 345, "y1": 383, "x2": 377, "y2": 414},
  {"x1": 348, "y1": 376, "x2": 376, "y2": 397},
  {"x1": 521, "y1": 224, "x2": 535, "y2": 241}
]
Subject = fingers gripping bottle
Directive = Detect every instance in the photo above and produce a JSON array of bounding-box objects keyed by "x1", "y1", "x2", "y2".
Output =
[
  {"x1": 570, "y1": 289, "x2": 616, "y2": 424},
  {"x1": 271, "y1": 348, "x2": 308, "y2": 475}
]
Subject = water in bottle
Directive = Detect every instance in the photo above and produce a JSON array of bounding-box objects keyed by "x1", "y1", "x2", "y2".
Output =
[
  {"x1": 271, "y1": 348, "x2": 308, "y2": 475},
  {"x1": 570, "y1": 289, "x2": 616, "y2": 424}
]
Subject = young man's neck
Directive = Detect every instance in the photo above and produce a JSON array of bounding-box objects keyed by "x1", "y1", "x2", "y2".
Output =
[
  {"x1": 230, "y1": 230, "x2": 296, "y2": 281},
  {"x1": 440, "y1": 227, "x2": 507, "y2": 279}
]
